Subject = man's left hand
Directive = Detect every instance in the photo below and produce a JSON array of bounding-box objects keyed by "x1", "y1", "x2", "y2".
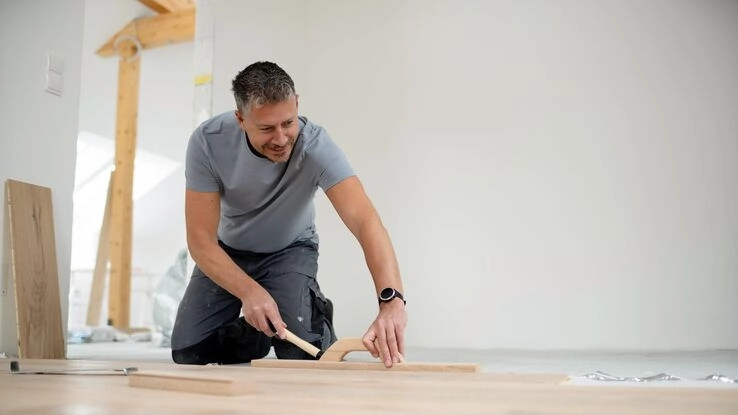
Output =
[{"x1": 362, "y1": 299, "x2": 407, "y2": 368}]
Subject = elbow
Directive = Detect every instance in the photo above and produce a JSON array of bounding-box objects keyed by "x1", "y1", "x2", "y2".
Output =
[
  {"x1": 353, "y1": 214, "x2": 386, "y2": 242},
  {"x1": 186, "y1": 232, "x2": 218, "y2": 264}
]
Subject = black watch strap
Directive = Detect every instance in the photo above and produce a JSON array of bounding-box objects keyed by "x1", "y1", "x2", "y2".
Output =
[{"x1": 378, "y1": 287, "x2": 406, "y2": 305}]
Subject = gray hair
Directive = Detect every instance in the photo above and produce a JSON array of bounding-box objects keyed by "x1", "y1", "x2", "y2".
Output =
[{"x1": 231, "y1": 61, "x2": 296, "y2": 115}]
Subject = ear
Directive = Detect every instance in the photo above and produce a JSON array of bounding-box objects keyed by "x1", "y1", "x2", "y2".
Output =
[
  {"x1": 295, "y1": 94, "x2": 300, "y2": 110},
  {"x1": 234, "y1": 109, "x2": 247, "y2": 129}
]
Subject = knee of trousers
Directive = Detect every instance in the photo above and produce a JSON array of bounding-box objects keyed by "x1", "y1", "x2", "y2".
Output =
[{"x1": 171, "y1": 349, "x2": 205, "y2": 365}]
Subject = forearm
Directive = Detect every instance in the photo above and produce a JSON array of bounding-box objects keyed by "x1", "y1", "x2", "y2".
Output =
[
  {"x1": 324, "y1": 176, "x2": 404, "y2": 297},
  {"x1": 188, "y1": 238, "x2": 257, "y2": 300},
  {"x1": 355, "y1": 217, "x2": 403, "y2": 295}
]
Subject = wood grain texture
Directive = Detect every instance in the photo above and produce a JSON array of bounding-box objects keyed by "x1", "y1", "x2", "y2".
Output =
[
  {"x1": 86, "y1": 171, "x2": 114, "y2": 326},
  {"x1": 129, "y1": 371, "x2": 254, "y2": 395},
  {"x1": 5, "y1": 180, "x2": 65, "y2": 359},
  {"x1": 138, "y1": 0, "x2": 195, "y2": 14},
  {"x1": 108, "y1": 43, "x2": 140, "y2": 329},
  {"x1": 319, "y1": 337, "x2": 368, "y2": 362},
  {"x1": 281, "y1": 332, "x2": 369, "y2": 362},
  {"x1": 1, "y1": 359, "x2": 735, "y2": 415},
  {"x1": 96, "y1": 9, "x2": 196, "y2": 57},
  {"x1": 250, "y1": 359, "x2": 480, "y2": 373}
]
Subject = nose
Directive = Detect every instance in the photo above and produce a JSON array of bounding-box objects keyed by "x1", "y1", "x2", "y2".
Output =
[{"x1": 272, "y1": 126, "x2": 289, "y2": 146}]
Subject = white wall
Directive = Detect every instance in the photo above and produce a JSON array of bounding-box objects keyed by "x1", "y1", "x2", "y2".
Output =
[
  {"x1": 76, "y1": 0, "x2": 193, "y2": 274},
  {"x1": 3, "y1": 0, "x2": 731, "y2": 352},
  {"x1": 0, "y1": 0, "x2": 85, "y2": 355},
  {"x1": 212, "y1": 0, "x2": 738, "y2": 350}
]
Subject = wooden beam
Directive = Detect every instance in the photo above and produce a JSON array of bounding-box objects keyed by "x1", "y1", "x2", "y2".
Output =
[
  {"x1": 107, "y1": 40, "x2": 140, "y2": 329},
  {"x1": 138, "y1": 0, "x2": 195, "y2": 14},
  {"x1": 94, "y1": 2, "x2": 195, "y2": 329},
  {"x1": 96, "y1": 9, "x2": 195, "y2": 58},
  {"x1": 250, "y1": 359, "x2": 481, "y2": 373},
  {"x1": 86, "y1": 171, "x2": 114, "y2": 326}
]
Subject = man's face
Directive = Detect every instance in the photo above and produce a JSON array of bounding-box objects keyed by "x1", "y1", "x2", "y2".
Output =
[{"x1": 235, "y1": 96, "x2": 299, "y2": 163}]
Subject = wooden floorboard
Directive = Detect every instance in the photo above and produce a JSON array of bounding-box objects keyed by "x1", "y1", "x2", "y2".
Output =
[
  {"x1": 5, "y1": 180, "x2": 65, "y2": 359},
  {"x1": 0, "y1": 359, "x2": 736, "y2": 414},
  {"x1": 251, "y1": 358, "x2": 480, "y2": 372}
]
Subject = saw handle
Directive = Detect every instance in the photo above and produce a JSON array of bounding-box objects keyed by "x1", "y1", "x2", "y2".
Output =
[
  {"x1": 282, "y1": 329, "x2": 323, "y2": 359},
  {"x1": 265, "y1": 321, "x2": 323, "y2": 359},
  {"x1": 269, "y1": 324, "x2": 381, "y2": 362}
]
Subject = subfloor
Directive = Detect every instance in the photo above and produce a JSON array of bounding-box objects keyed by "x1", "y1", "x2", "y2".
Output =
[{"x1": 0, "y1": 342, "x2": 735, "y2": 414}]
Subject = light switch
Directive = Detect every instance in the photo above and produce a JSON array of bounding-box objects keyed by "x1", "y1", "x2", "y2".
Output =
[
  {"x1": 47, "y1": 53, "x2": 64, "y2": 74},
  {"x1": 45, "y1": 71, "x2": 63, "y2": 96}
]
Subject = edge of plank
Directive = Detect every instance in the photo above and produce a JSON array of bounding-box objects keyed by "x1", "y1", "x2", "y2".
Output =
[
  {"x1": 251, "y1": 359, "x2": 480, "y2": 373},
  {"x1": 129, "y1": 371, "x2": 253, "y2": 395}
]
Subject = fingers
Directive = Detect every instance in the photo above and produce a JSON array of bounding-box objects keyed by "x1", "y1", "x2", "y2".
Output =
[
  {"x1": 269, "y1": 317, "x2": 288, "y2": 339},
  {"x1": 388, "y1": 327, "x2": 405, "y2": 363},
  {"x1": 244, "y1": 300, "x2": 285, "y2": 338},
  {"x1": 363, "y1": 331, "x2": 392, "y2": 365},
  {"x1": 366, "y1": 303, "x2": 407, "y2": 368},
  {"x1": 362, "y1": 331, "x2": 380, "y2": 358},
  {"x1": 396, "y1": 327, "x2": 405, "y2": 357},
  {"x1": 376, "y1": 331, "x2": 393, "y2": 368},
  {"x1": 364, "y1": 327, "x2": 403, "y2": 368},
  {"x1": 260, "y1": 312, "x2": 287, "y2": 338}
]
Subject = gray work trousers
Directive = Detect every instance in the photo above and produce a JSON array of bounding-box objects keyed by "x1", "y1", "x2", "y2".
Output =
[{"x1": 171, "y1": 239, "x2": 336, "y2": 364}]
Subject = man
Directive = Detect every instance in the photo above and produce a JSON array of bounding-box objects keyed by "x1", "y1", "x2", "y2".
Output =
[{"x1": 171, "y1": 61, "x2": 407, "y2": 367}]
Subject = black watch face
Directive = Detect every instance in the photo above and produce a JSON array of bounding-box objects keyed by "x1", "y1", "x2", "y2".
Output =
[{"x1": 380, "y1": 288, "x2": 395, "y2": 301}]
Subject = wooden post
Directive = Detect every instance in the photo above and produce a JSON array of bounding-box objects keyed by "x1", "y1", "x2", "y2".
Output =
[
  {"x1": 86, "y1": 171, "x2": 114, "y2": 326},
  {"x1": 108, "y1": 39, "x2": 140, "y2": 328},
  {"x1": 95, "y1": 2, "x2": 195, "y2": 329}
]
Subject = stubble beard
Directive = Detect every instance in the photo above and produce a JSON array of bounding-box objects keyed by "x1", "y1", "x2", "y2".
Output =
[{"x1": 264, "y1": 137, "x2": 296, "y2": 163}]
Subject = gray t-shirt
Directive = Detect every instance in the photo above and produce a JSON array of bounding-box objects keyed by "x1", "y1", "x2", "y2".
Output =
[{"x1": 185, "y1": 112, "x2": 354, "y2": 253}]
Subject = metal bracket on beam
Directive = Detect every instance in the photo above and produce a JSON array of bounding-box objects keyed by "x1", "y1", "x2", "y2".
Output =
[{"x1": 113, "y1": 35, "x2": 143, "y2": 62}]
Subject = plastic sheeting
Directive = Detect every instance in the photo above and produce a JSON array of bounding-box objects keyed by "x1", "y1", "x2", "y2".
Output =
[
  {"x1": 152, "y1": 249, "x2": 189, "y2": 345},
  {"x1": 579, "y1": 371, "x2": 736, "y2": 383}
]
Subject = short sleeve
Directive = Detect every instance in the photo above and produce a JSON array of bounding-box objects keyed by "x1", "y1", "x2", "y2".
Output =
[
  {"x1": 309, "y1": 127, "x2": 355, "y2": 191},
  {"x1": 185, "y1": 130, "x2": 221, "y2": 192}
]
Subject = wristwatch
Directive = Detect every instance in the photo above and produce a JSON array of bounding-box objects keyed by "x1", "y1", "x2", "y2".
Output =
[{"x1": 378, "y1": 287, "x2": 406, "y2": 305}]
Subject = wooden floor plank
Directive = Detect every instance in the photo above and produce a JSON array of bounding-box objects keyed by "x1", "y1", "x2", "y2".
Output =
[
  {"x1": 5, "y1": 180, "x2": 65, "y2": 359},
  {"x1": 251, "y1": 358, "x2": 480, "y2": 372},
  {"x1": 129, "y1": 370, "x2": 255, "y2": 395},
  {"x1": 1, "y1": 359, "x2": 735, "y2": 414}
]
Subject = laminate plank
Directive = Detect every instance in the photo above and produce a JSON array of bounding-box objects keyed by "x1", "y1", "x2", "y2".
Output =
[
  {"x1": 0, "y1": 359, "x2": 735, "y2": 414},
  {"x1": 5, "y1": 180, "x2": 65, "y2": 359},
  {"x1": 129, "y1": 370, "x2": 255, "y2": 395},
  {"x1": 251, "y1": 358, "x2": 480, "y2": 372}
]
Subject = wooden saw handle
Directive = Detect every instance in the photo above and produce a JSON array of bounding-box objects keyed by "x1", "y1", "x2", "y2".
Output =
[
  {"x1": 282, "y1": 329, "x2": 322, "y2": 358},
  {"x1": 280, "y1": 328, "x2": 370, "y2": 361}
]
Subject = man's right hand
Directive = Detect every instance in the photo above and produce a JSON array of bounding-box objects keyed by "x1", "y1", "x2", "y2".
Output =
[{"x1": 240, "y1": 282, "x2": 286, "y2": 339}]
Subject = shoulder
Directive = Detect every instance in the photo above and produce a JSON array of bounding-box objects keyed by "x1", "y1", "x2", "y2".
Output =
[
  {"x1": 296, "y1": 116, "x2": 352, "y2": 171},
  {"x1": 298, "y1": 116, "x2": 333, "y2": 151},
  {"x1": 193, "y1": 111, "x2": 241, "y2": 140}
]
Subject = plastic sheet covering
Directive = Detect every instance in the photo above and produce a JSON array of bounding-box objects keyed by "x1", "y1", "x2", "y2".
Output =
[
  {"x1": 67, "y1": 325, "x2": 120, "y2": 344},
  {"x1": 152, "y1": 249, "x2": 189, "y2": 345},
  {"x1": 581, "y1": 371, "x2": 736, "y2": 383}
]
